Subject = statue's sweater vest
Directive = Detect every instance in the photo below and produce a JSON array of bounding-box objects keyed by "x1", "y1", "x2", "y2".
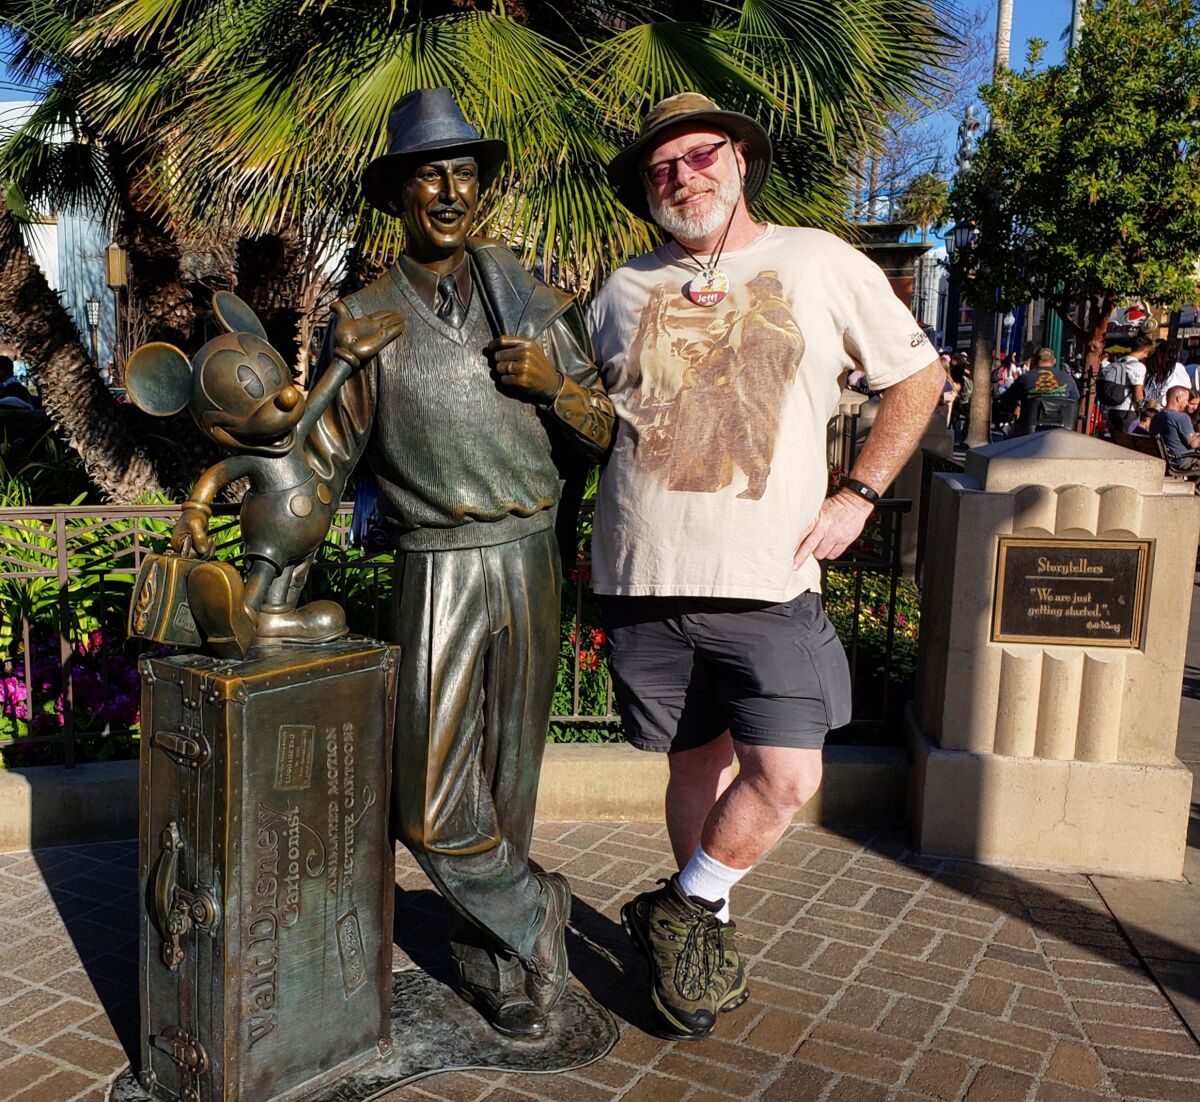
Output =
[{"x1": 345, "y1": 271, "x2": 558, "y2": 552}]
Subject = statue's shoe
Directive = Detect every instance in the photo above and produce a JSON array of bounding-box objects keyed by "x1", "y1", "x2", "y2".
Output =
[
  {"x1": 256, "y1": 600, "x2": 347, "y2": 645},
  {"x1": 187, "y1": 561, "x2": 258, "y2": 658}
]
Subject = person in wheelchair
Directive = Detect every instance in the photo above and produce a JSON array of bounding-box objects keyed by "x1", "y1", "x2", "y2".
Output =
[{"x1": 994, "y1": 347, "x2": 1080, "y2": 435}]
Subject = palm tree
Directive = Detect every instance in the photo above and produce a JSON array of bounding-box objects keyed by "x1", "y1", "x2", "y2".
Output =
[
  {"x1": 0, "y1": 0, "x2": 955, "y2": 495},
  {"x1": 899, "y1": 172, "x2": 948, "y2": 244},
  {"x1": 0, "y1": 198, "x2": 161, "y2": 499}
]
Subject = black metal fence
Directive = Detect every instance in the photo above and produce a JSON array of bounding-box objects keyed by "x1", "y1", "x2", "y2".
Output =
[{"x1": 0, "y1": 497, "x2": 913, "y2": 766}]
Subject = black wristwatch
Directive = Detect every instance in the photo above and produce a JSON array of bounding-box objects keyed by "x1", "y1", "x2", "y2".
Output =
[{"x1": 838, "y1": 477, "x2": 881, "y2": 505}]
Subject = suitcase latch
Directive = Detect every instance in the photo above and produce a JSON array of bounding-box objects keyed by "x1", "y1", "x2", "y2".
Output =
[
  {"x1": 152, "y1": 725, "x2": 211, "y2": 768},
  {"x1": 154, "y1": 822, "x2": 220, "y2": 970},
  {"x1": 152, "y1": 1025, "x2": 208, "y2": 1102}
]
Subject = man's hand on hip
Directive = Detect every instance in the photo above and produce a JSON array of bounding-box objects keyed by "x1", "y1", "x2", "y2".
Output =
[
  {"x1": 793, "y1": 491, "x2": 874, "y2": 567},
  {"x1": 485, "y1": 335, "x2": 563, "y2": 404}
]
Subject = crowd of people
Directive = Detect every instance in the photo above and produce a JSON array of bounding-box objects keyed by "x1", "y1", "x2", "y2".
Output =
[{"x1": 930, "y1": 337, "x2": 1200, "y2": 472}]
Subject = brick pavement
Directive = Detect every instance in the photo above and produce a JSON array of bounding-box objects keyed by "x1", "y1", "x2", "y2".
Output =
[{"x1": 2, "y1": 823, "x2": 1199, "y2": 1102}]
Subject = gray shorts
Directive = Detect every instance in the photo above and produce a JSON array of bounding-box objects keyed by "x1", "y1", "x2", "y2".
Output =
[{"x1": 597, "y1": 592, "x2": 852, "y2": 754}]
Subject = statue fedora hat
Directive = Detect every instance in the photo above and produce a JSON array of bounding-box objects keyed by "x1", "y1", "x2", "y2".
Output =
[
  {"x1": 362, "y1": 88, "x2": 507, "y2": 215},
  {"x1": 606, "y1": 92, "x2": 772, "y2": 222}
]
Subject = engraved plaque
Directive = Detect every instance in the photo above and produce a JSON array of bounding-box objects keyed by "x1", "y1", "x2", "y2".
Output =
[
  {"x1": 991, "y1": 537, "x2": 1152, "y2": 647},
  {"x1": 275, "y1": 725, "x2": 315, "y2": 790}
]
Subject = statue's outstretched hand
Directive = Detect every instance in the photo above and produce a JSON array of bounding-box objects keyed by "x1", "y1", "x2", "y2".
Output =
[
  {"x1": 331, "y1": 302, "x2": 406, "y2": 369},
  {"x1": 485, "y1": 335, "x2": 563, "y2": 404},
  {"x1": 172, "y1": 503, "x2": 213, "y2": 560}
]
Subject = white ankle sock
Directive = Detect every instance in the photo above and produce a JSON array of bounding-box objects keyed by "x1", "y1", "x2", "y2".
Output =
[{"x1": 677, "y1": 846, "x2": 750, "y2": 923}]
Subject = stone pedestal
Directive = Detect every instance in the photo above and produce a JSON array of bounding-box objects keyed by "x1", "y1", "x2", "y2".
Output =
[{"x1": 909, "y1": 430, "x2": 1199, "y2": 878}]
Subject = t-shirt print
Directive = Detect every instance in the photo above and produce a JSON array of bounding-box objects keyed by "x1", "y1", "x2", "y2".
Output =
[{"x1": 623, "y1": 270, "x2": 804, "y2": 500}]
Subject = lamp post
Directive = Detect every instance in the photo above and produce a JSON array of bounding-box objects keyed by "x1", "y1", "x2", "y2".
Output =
[{"x1": 85, "y1": 297, "x2": 101, "y2": 378}]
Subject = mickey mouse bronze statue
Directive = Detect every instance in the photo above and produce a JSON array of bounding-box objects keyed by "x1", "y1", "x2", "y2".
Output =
[{"x1": 125, "y1": 292, "x2": 404, "y2": 657}]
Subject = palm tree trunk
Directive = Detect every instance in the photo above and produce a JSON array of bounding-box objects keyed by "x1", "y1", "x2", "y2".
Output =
[
  {"x1": 0, "y1": 199, "x2": 162, "y2": 500},
  {"x1": 995, "y1": 0, "x2": 1013, "y2": 78}
]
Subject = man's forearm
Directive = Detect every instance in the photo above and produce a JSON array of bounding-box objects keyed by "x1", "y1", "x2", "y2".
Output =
[
  {"x1": 550, "y1": 374, "x2": 615, "y2": 460},
  {"x1": 844, "y1": 361, "x2": 944, "y2": 496}
]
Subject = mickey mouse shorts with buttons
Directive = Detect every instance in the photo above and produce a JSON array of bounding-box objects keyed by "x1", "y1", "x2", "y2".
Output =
[{"x1": 597, "y1": 592, "x2": 852, "y2": 753}]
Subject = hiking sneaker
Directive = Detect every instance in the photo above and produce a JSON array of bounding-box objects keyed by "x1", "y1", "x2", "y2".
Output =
[
  {"x1": 715, "y1": 918, "x2": 750, "y2": 1013},
  {"x1": 620, "y1": 876, "x2": 735, "y2": 1040}
]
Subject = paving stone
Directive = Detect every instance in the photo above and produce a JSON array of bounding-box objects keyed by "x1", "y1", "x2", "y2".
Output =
[
  {"x1": 618, "y1": 1073, "x2": 692, "y2": 1102},
  {"x1": 963, "y1": 1065, "x2": 1038, "y2": 1101},
  {"x1": 1035, "y1": 1083, "x2": 1110, "y2": 1102},
  {"x1": 0, "y1": 1052, "x2": 58, "y2": 1100},
  {"x1": 877, "y1": 996, "x2": 942, "y2": 1042},
  {"x1": 902, "y1": 1048, "x2": 976, "y2": 1100},
  {"x1": 826, "y1": 1075, "x2": 891, "y2": 1102},
  {"x1": 653, "y1": 1052, "x2": 762, "y2": 1095},
  {"x1": 791, "y1": 1038, "x2": 905, "y2": 1085},
  {"x1": 406, "y1": 1072, "x2": 493, "y2": 1101},
  {"x1": 944, "y1": 1007, "x2": 1060, "y2": 1052},
  {"x1": 0, "y1": 988, "x2": 61, "y2": 1028},
  {"x1": 1045, "y1": 1039, "x2": 1105, "y2": 1091},
  {"x1": 855, "y1": 964, "x2": 955, "y2": 1004},
  {"x1": 503, "y1": 1072, "x2": 611, "y2": 1102},
  {"x1": 813, "y1": 1021, "x2": 924, "y2": 1064},
  {"x1": 1010, "y1": 1005, "x2": 1085, "y2": 1039},
  {"x1": 6, "y1": 998, "x2": 97, "y2": 1046},
  {"x1": 823, "y1": 985, "x2": 891, "y2": 1029},
  {"x1": 766, "y1": 931, "x2": 824, "y2": 969},
  {"x1": 758, "y1": 1062, "x2": 835, "y2": 1101},
  {"x1": 808, "y1": 941, "x2": 867, "y2": 979},
  {"x1": 881, "y1": 925, "x2": 939, "y2": 959},
  {"x1": 37, "y1": 1030, "x2": 126, "y2": 1077},
  {"x1": 818, "y1": 878, "x2": 872, "y2": 907},
  {"x1": 976, "y1": 957, "x2": 1060, "y2": 992},
  {"x1": 1106, "y1": 1072, "x2": 1200, "y2": 1101},
  {"x1": 1082, "y1": 1021, "x2": 1198, "y2": 1054},
  {"x1": 926, "y1": 932, "x2": 984, "y2": 969},
  {"x1": 958, "y1": 975, "x2": 1016, "y2": 1015},
  {"x1": 934, "y1": 1028, "x2": 1046, "y2": 1075},
  {"x1": 1094, "y1": 1047, "x2": 1200, "y2": 1078},
  {"x1": 13, "y1": 1068, "x2": 96, "y2": 1102},
  {"x1": 1072, "y1": 999, "x2": 1182, "y2": 1029}
]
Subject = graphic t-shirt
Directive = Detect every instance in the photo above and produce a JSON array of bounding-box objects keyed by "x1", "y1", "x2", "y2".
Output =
[{"x1": 587, "y1": 225, "x2": 936, "y2": 601}]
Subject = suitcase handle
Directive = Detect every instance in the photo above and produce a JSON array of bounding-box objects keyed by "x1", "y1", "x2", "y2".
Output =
[
  {"x1": 152, "y1": 725, "x2": 211, "y2": 768},
  {"x1": 153, "y1": 822, "x2": 220, "y2": 971}
]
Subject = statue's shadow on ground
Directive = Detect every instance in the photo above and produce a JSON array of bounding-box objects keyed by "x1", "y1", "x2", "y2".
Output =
[{"x1": 392, "y1": 877, "x2": 664, "y2": 1041}]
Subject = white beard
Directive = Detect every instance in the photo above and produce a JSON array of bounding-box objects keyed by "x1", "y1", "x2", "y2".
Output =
[{"x1": 648, "y1": 170, "x2": 742, "y2": 243}]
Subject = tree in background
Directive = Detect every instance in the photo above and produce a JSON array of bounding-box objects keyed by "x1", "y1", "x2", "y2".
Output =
[
  {"x1": 0, "y1": 0, "x2": 954, "y2": 498},
  {"x1": 949, "y1": 0, "x2": 1200, "y2": 386},
  {"x1": 899, "y1": 172, "x2": 948, "y2": 244}
]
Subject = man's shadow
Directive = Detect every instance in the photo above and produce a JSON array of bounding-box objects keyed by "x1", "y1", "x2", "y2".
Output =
[{"x1": 391, "y1": 869, "x2": 662, "y2": 1035}]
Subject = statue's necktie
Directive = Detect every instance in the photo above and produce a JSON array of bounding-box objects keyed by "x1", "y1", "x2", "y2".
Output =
[{"x1": 436, "y1": 273, "x2": 467, "y2": 329}]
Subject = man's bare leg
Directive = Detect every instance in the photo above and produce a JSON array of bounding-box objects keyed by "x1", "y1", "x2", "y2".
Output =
[
  {"x1": 664, "y1": 733, "x2": 737, "y2": 867},
  {"x1": 701, "y1": 744, "x2": 823, "y2": 869}
]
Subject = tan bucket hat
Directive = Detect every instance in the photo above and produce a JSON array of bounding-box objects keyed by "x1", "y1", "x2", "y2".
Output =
[{"x1": 605, "y1": 92, "x2": 773, "y2": 222}]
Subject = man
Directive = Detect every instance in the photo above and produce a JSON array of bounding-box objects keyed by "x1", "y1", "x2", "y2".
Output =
[
  {"x1": 994, "y1": 347, "x2": 1080, "y2": 433},
  {"x1": 322, "y1": 89, "x2": 615, "y2": 1039},
  {"x1": 587, "y1": 93, "x2": 944, "y2": 1040},
  {"x1": 1149, "y1": 385, "x2": 1200, "y2": 470},
  {"x1": 1098, "y1": 335, "x2": 1152, "y2": 437},
  {"x1": 0, "y1": 355, "x2": 34, "y2": 409}
]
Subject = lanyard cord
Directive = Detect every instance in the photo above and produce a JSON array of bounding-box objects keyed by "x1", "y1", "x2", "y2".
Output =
[{"x1": 675, "y1": 174, "x2": 742, "y2": 275}]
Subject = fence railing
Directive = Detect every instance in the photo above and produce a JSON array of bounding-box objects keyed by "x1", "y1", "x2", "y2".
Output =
[{"x1": 1, "y1": 497, "x2": 912, "y2": 766}]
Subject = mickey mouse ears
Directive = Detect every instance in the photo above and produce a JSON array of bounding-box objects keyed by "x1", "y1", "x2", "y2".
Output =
[
  {"x1": 125, "y1": 342, "x2": 192, "y2": 416},
  {"x1": 124, "y1": 293, "x2": 268, "y2": 417}
]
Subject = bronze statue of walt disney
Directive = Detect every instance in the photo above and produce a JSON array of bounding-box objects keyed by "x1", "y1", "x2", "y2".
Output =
[{"x1": 316, "y1": 88, "x2": 614, "y2": 1039}]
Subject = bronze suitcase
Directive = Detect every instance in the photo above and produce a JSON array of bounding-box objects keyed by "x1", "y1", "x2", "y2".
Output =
[
  {"x1": 128, "y1": 552, "x2": 203, "y2": 648},
  {"x1": 137, "y1": 639, "x2": 399, "y2": 1102}
]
